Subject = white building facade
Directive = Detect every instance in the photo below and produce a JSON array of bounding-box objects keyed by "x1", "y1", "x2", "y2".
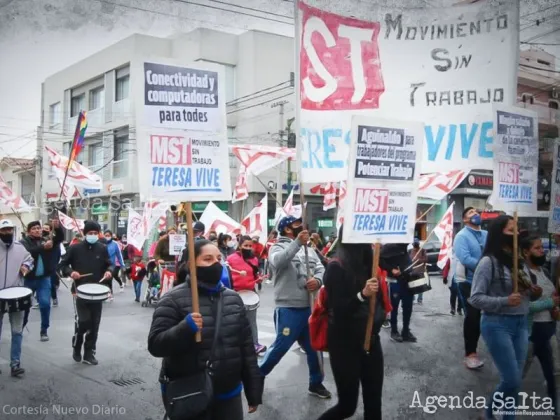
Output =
[{"x1": 38, "y1": 29, "x2": 340, "y2": 237}]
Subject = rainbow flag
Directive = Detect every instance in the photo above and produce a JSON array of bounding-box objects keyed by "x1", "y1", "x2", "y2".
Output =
[{"x1": 69, "y1": 111, "x2": 88, "y2": 163}]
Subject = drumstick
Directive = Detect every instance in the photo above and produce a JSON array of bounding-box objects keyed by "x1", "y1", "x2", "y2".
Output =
[{"x1": 79, "y1": 273, "x2": 93, "y2": 278}]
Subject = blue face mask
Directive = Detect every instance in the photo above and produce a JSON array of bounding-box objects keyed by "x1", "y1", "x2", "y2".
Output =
[
  {"x1": 470, "y1": 214, "x2": 482, "y2": 226},
  {"x1": 86, "y1": 235, "x2": 99, "y2": 244}
]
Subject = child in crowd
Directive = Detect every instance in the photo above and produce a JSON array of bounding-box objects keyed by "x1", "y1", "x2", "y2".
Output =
[
  {"x1": 147, "y1": 260, "x2": 161, "y2": 301},
  {"x1": 130, "y1": 255, "x2": 146, "y2": 302}
]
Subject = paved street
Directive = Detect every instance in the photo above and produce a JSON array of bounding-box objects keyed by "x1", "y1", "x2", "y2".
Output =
[{"x1": 0, "y1": 276, "x2": 551, "y2": 420}]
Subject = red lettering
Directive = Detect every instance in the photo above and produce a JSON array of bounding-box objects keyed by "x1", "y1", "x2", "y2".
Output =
[
  {"x1": 354, "y1": 188, "x2": 389, "y2": 213},
  {"x1": 299, "y1": 3, "x2": 385, "y2": 111},
  {"x1": 499, "y1": 162, "x2": 519, "y2": 183},
  {"x1": 150, "y1": 135, "x2": 192, "y2": 165}
]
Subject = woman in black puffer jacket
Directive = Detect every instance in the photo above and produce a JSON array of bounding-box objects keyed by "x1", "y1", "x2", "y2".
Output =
[{"x1": 148, "y1": 239, "x2": 263, "y2": 420}]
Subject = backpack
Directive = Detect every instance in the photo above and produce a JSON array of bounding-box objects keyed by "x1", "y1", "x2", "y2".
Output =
[{"x1": 309, "y1": 286, "x2": 328, "y2": 352}]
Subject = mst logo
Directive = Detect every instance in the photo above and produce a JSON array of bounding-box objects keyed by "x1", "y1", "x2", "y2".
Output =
[{"x1": 299, "y1": 2, "x2": 385, "y2": 111}]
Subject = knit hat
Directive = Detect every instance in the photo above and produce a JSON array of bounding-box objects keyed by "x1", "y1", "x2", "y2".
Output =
[
  {"x1": 193, "y1": 221, "x2": 205, "y2": 233},
  {"x1": 83, "y1": 220, "x2": 101, "y2": 235},
  {"x1": 27, "y1": 220, "x2": 41, "y2": 232}
]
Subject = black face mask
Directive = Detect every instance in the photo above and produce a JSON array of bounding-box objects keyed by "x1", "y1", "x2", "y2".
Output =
[
  {"x1": 0, "y1": 233, "x2": 14, "y2": 246},
  {"x1": 241, "y1": 249, "x2": 253, "y2": 259},
  {"x1": 196, "y1": 262, "x2": 223, "y2": 286},
  {"x1": 530, "y1": 254, "x2": 547, "y2": 267},
  {"x1": 42, "y1": 231, "x2": 50, "y2": 237},
  {"x1": 502, "y1": 234, "x2": 514, "y2": 249},
  {"x1": 290, "y1": 226, "x2": 303, "y2": 237}
]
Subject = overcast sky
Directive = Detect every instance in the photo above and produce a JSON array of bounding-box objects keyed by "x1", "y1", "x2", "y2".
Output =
[{"x1": 0, "y1": 0, "x2": 558, "y2": 159}]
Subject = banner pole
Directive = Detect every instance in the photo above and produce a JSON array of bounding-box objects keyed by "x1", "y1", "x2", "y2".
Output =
[
  {"x1": 186, "y1": 202, "x2": 201, "y2": 343},
  {"x1": 364, "y1": 243, "x2": 381, "y2": 353},
  {"x1": 513, "y1": 210, "x2": 519, "y2": 294}
]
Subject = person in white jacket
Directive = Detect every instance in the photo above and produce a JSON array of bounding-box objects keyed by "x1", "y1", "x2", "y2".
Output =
[{"x1": 0, "y1": 219, "x2": 34, "y2": 377}]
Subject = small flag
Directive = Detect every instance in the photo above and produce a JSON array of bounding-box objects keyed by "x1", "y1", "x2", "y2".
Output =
[{"x1": 70, "y1": 111, "x2": 88, "y2": 163}]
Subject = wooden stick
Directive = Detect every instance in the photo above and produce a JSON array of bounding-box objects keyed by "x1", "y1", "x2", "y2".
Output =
[
  {"x1": 417, "y1": 202, "x2": 437, "y2": 222},
  {"x1": 512, "y1": 211, "x2": 519, "y2": 294},
  {"x1": 185, "y1": 202, "x2": 201, "y2": 342},
  {"x1": 79, "y1": 273, "x2": 92, "y2": 278},
  {"x1": 364, "y1": 243, "x2": 381, "y2": 353}
]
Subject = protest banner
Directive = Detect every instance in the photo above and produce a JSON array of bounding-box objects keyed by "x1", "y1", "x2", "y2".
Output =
[
  {"x1": 295, "y1": 0, "x2": 519, "y2": 182},
  {"x1": 549, "y1": 141, "x2": 560, "y2": 234},
  {"x1": 241, "y1": 194, "x2": 268, "y2": 244},
  {"x1": 169, "y1": 234, "x2": 187, "y2": 256},
  {"x1": 342, "y1": 116, "x2": 423, "y2": 244},
  {"x1": 136, "y1": 60, "x2": 230, "y2": 201},
  {"x1": 199, "y1": 202, "x2": 243, "y2": 236},
  {"x1": 127, "y1": 208, "x2": 148, "y2": 251},
  {"x1": 489, "y1": 105, "x2": 539, "y2": 215}
]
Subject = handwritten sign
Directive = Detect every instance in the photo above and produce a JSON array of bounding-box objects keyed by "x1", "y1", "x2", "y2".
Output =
[
  {"x1": 549, "y1": 141, "x2": 560, "y2": 234},
  {"x1": 342, "y1": 116, "x2": 423, "y2": 244},
  {"x1": 490, "y1": 105, "x2": 538, "y2": 215},
  {"x1": 296, "y1": 0, "x2": 518, "y2": 182},
  {"x1": 137, "y1": 60, "x2": 231, "y2": 201}
]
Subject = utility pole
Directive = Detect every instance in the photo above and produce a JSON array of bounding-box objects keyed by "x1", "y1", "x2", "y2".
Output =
[
  {"x1": 271, "y1": 100, "x2": 289, "y2": 206},
  {"x1": 35, "y1": 83, "x2": 45, "y2": 222},
  {"x1": 286, "y1": 117, "x2": 295, "y2": 192}
]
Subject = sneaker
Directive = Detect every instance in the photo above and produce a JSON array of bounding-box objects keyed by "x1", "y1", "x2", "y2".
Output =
[
  {"x1": 402, "y1": 331, "x2": 418, "y2": 343},
  {"x1": 52, "y1": 299, "x2": 58, "y2": 307},
  {"x1": 134, "y1": 298, "x2": 140, "y2": 303},
  {"x1": 391, "y1": 331, "x2": 403, "y2": 343},
  {"x1": 32, "y1": 303, "x2": 39, "y2": 309},
  {"x1": 10, "y1": 365, "x2": 25, "y2": 377},
  {"x1": 308, "y1": 383, "x2": 332, "y2": 399},
  {"x1": 108, "y1": 294, "x2": 114, "y2": 303},
  {"x1": 73, "y1": 349, "x2": 82, "y2": 363},
  {"x1": 40, "y1": 331, "x2": 49, "y2": 342},
  {"x1": 83, "y1": 352, "x2": 98, "y2": 366},
  {"x1": 465, "y1": 354, "x2": 484, "y2": 370},
  {"x1": 382, "y1": 320, "x2": 390, "y2": 329},
  {"x1": 458, "y1": 309, "x2": 463, "y2": 316},
  {"x1": 119, "y1": 286, "x2": 124, "y2": 293},
  {"x1": 450, "y1": 309, "x2": 456, "y2": 316},
  {"x1": 255, "y1": 344, "x2": 267, "y2": 355}
]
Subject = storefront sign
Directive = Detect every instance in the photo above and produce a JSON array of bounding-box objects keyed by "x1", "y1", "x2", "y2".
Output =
[
  {"x1": 192, "y1": 201, "x2": 228, "y2": 213},
  {"x1": 108, "y1": 184, "x2": 124, "y2": 193},
  {"x1": 91, "y1": 204, "x2": 109, "y2": 215},
  {"x1": 466, "y1": 174, "x2": 493, "y2": 189},
  {"x1": 317, "y1": 219, "x2": 334, "y2": 228}
]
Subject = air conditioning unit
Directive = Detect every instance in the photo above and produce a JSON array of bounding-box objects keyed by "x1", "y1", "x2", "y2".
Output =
[{"x1": 551, "y1": 89, "x2": 559, "y2": 100}]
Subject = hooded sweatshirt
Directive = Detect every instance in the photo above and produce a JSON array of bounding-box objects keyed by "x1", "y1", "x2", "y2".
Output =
[
  {"x1": 453, "y1": 226, "x2": 488, "y2": 284},
  {"x1": 0, "y1": 240, "x2": 34, "y2": 290},
  {"x1": 268, "y1": 236, "x2": 325, "y2": 308}
]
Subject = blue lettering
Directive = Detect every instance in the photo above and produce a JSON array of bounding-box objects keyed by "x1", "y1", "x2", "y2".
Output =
[
  {"x1": 425, "y1": 125, "x2": 446, "y2": 162},
  {"x1": 301, "y1": 128, "x2": 323, "y2": 169},
  {"x1": 152, "y1": 167, "x2": 159, "y2": 186},
  {"x1": 352, "y1": 214, "x2": 386, "y2": 232},
  {"x1": 460, "y1": 123, "x2": 478, "y2": 159},
  {"x1": 164, "y1": 168, "x2": 172, "y2": 186},
  {"x1": 323, "y1": 129, "x2": 344, "y2": 168},
  {"x1": 445, "y1": 124, "x2": 457, "y2": 160},
  {"x1": 520, "y1": 186, "x2": 532, "y2": 201},
  {"x1": 195, "y1": 168, "x2": 220, "y2": 188},
  {"x1": 479, "y1": 121, "x2": 493, "y2": 158},
  {"x1": 388, "y1": 215, "x2": 408, "y2": 232}
]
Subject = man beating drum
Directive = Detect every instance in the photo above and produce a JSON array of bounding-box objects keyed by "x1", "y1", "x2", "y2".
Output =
[
  {"x1": 0, "y1": 219, "x2": 34, "y2": 377},
  {"x1": 58, "y1": 221, "x2": 113, "y2": 366}
]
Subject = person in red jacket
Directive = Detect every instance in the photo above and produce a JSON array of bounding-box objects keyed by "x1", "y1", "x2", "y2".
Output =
[
  {"x1": 317, "y1": 229, "x2": 391, "y2": 420},
  {"x1": 129, "y1": 255, "x2": 146, "y2": 303},
  {"x1": 227, "y1": 235, "x2": 267, "y2": 355}
]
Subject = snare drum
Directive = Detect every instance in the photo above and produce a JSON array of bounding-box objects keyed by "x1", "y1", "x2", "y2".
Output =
[
  {"x1": 0, "y1": 286, "x2": 32, "y2": 313},
  {"x1": 238, "y1": 290, "x2": 260, "y2": 311},
  {"x1": 76, "y1": 284, "x2": 111, "y2": 301}
]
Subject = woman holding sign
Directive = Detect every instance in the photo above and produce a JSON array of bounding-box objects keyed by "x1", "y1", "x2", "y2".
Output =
[
  {"x1": 317, "y1": 231, "x2": 391, "y2": 420},
  {"x1": 470, "y1": 216, "x2": 541, "y2": 420},
  {"x1": 148, "y1": 239, "x2": 263, "y2": 420}
]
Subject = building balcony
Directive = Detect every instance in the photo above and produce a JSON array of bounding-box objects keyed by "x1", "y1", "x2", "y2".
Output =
[
  {"x1": 516, "y1": 102, "x2": 560, "y2": 127},
  {"x1": 112, "y1": 99, "x2": 131, "y2": 123}
]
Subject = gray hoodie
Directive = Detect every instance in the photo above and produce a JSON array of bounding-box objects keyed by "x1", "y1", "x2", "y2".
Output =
[
  {"x1": 0, "y1": 240, "x2": 34, "y2": 290},
  {"x1": 269, "y1": 236, "x2": 325, "y2": 308},
  {"x1": 469, "y1": 256, "x2": 529, "y2": 316}
]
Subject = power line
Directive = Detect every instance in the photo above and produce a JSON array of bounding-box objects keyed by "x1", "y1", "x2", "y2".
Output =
[
  {"x1": 523, "y1": 26, "x2": 560, "y2": 43},
  {"x1": 204, "y1": 0, "x2": 292, "y2": 20},
  {"x1": 521, "y1": 3, "x2": 560, "y2": 20},
  {"x1": 228, "y1": 86, "x2": 292, "y2": 107},
  {"x1": 170, "y1": 0, "x2": 293, "y2": 25},
  {"x1": 519, "y1": 63, "x2": 560, "y2": 74},
  {"x1": 227, "y1": 92, "x2": 293, "y2": 114},
  {"x1": 226, "y1": 80, "x2": 291, "y2": 105}
]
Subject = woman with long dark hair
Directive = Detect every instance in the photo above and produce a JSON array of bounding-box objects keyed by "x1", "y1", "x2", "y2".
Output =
[
  {"x1": 521, "y1": 234, "x2": 559, "y2": 416},
  {"x1": 217, "y1": 233, "x2": 234, "y2": 261},
  {"x1": 470, "y1": 215, "x2": 539, "y2": 420},
  {"x1": 316, "y1": 230, "x2": 391, "y2": 420},
  {"x1": 148, "y1": 239, "x2": 263, "y2": 420}
]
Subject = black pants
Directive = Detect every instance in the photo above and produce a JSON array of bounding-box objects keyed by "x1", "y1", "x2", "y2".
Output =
[
  {"x1": 389, "y1": 282, "x2": 413, "y2": 335},
  {"x1": 72, "y1": 297, "x2": 103, "y2": 354},
  {"x1": 458, "y1": 282, "x2": 481, "y2": 356},
  {"x1": 449, "y1": 282, "x2": 463, "y2": 312},
  {"x1": 108, "y1": 267, "x2": 123, "y2": 293},
  {"x1": 530, "y1": 322, "x2": 558, "y2": 413},
  {"x1": 162, "y1": 392, "x2": 243, "y2": 420},
  {"x1": 317, "y1": 335, "x2": 383, "y2": 420},
  {"x1": 51, "y1": 274, "x2": 59, "y2": 301}
]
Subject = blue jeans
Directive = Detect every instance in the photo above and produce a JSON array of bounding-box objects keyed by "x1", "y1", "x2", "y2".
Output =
[
  {"x1": 390, "y1": 282, "x2": 414, "y2": 334},
  {"x1": 24, "y1": 277, "x2": 51, "y2": 333},
  {"x1": 0, "y1": 310, "x2": 24, "y2": 367},
  {"x1": 417, "y1": 293, "x2": 423, "y2": 303},
  {"x1": 133, "y1": 281, "x2": 142, "y2": 301},
  {"x1": 259, "y1": 307, "x2": 323, "y2": 386},
  {"x1": 481, "y1": 314, "x2": 528, "y2": 420}
]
